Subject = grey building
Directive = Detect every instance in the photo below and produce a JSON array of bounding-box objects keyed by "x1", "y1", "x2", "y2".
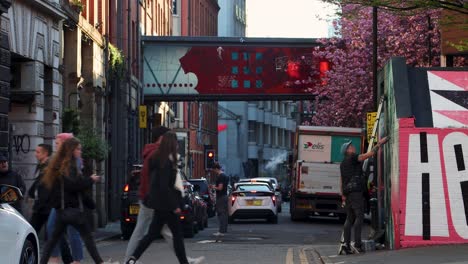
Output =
[
  {"x1": 218, "y1": 101, "x2": 296, "y2": 182},
  {"x1": 218, "y1": 0, "x2": 246, "y2": 37}
]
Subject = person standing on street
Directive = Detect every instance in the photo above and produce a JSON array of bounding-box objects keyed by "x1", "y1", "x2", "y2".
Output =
[
  {"x1": 340, "y1": 137, "x2": 389, "y2": 254},
  {"x1": 28, "y1": 144, "x2": 53, "y2": 232},
  {"x1": 126, "y1": 132, "x2": 203, "y2": 264},
  {"x1": 124, "y1": 126, "x2": 204, "y2": 264},
  {"x1": 0, "y1": 154, "x2": 26, "y2": 214},
  {"x1": 211, "y1": 162, "x2": 229, "y2": 236}
]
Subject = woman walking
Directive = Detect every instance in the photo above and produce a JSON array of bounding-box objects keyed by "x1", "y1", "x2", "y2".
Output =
[
  {"x1": 47, "y1": 133, "x2": 83, "y2": 264},
  {"x1": 40, "y1": 138, "x2": 109, "y2": 264},
  {"x1": 126, "y1": 132, "x2": 199, "y2": 264}
]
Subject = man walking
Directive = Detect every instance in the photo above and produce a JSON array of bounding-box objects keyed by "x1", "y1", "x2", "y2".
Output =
[
  {"x1": 28, "y1": 144, "x2": 53, "y2": 232},
  {"x1": 211, "y1": 163, "x2": 229, "y2": 236},
  {"x1": 124, "y1": 126, "x2": 204, "y2": 264},
  {"x1": 0, "y1": 154, "x2": 26, "y2": 214},
  {"x1": 340, "y1": 137, "x2": 388, "y2": 254}
]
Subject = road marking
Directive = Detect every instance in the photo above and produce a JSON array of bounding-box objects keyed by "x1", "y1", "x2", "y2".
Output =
[
  {"x1": 285, "y1": 248, "x2": 294, "y2": 264},
  {"x1": 299, "y1": 247, "x2": 309, "y2": 264}
]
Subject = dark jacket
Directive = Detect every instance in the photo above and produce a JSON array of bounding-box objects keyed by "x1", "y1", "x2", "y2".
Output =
[
  {"x1": 340, "y1": 153, "x2": 364, "y2": 195},
  {"x1": 28, "y1": 161, "x2": 51, "y2": 214},
  {"x1": 0, "y1": 169, "x2": 26, "y2": 212},
  {"x1": 139, "y1": 143, "x2": 159, "y2": 200},
  {"x1": 143, "y1": 157, "x2": 182, "y2": 212},
  {"x1": 48, "y1": 161, "x2": 95, "y2": 210}
]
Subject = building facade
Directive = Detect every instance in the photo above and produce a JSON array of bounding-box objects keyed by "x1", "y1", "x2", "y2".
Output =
[
  {"x1": 170, "y1": 0, "x2": 219, "y2": 180},
  {"x1": 217, "y1": 0, "x2": 245, "y2": 37},
  {"x1": 218, "y1": 101, "x2": 296, "y2": 183},
  {"x1": 2, "y1": 0, "x2": 66, "y2": 219},
  {"x1": 0, "y1": 0, "x2": 11, "y2": 159}
]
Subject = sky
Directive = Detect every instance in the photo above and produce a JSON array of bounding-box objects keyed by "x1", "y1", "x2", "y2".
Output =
[{"x1": 246, "y1": 0, "x2": 338, "y2": 38}]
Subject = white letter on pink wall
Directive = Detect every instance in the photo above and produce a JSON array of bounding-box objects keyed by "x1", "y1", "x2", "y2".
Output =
[
  {"x1": 405, "y1": 133, "x2": 449, "y2": 238},
  {"x1": 443, "y1": 132, "x2": 468, "y2": 239}
]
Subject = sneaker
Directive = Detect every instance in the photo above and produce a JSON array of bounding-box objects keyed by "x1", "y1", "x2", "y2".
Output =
[
  {"x1": 342, "y1": 244, "x2": 354, "y2": 255},
  {"x1": 188, "y1": 256, "x2": 206, "y2": 264},
  {"x1": 213, "y1": 232, "x2": 225, "y2": 236},
  {"x1": 125, "y1": 257, "x2": 139, "y2": 264}
]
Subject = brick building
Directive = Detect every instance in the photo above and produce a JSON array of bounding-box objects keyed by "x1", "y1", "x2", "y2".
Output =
[{"x1": 171, "y1": 0, "x2": 219, "y2": 179}]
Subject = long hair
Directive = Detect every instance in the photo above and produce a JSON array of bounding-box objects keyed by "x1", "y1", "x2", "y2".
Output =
[
  {"x1": 42, "y1": 137, "x2": 81, "y2": 189},
  {"x1": 151, "y1": 132, "x2": 178, "y2": 168}
]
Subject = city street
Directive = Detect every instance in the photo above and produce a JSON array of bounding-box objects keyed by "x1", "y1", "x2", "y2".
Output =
[{"x1": 91, "y1": 203, "x2": 345, "y2": 264}]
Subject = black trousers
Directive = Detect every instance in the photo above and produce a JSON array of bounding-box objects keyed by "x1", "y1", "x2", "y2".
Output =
[
  {"x1": 132, "y1": 210, "x2": 188, "y2": 264},
  {"x1": 30, "y1": 212, "x2": 74, "y2": 264},
  {"x1": 343, "y1": 192, "x2": 364, "y2": 248},
  {"x1": 40, "y1": 209, "x2": 103, "y2": 264}
]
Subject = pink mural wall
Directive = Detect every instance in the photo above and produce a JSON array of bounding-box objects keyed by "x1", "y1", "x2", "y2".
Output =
[{"x1": 395, "y1": 118, "x2": 468, "y2": 248}]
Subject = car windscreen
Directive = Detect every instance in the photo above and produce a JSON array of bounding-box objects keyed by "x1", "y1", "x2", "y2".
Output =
[
  {"x1": 188, "y1": 181, "x2": 208, "y2": 193},
  {"x1": 235, "y1": 184, "x2": 271, "y2": 192}
]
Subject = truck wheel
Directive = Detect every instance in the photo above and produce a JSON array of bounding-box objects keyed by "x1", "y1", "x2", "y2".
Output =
[{"x1": 291, "y1": 213, "x2": 305, "y2": 222}]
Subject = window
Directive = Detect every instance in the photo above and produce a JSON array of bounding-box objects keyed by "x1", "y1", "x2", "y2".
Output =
[
  {"x1": 248, "y1": 121, "x2": 256, "y2": 142},
  {"x1": 172, "y1": 0, "x2": 177, "y2": 14},
  {"x1": 264, "y1": 125, "x2": 270, "y2": 145},
  {"x1": 279, "y1": 129, "x2": 283, "y2": 147},
  {"x1": 256, "y1": 123, "x2": 262, "y2": 144}
]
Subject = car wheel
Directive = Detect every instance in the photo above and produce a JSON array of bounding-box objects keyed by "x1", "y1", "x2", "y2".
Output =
[
  {"x1": 20, "y1": 238, "x2": 38, "y2": 264},
  {"x1": 228, "y1": 216, "x2": 235, "y2": 224},
  {"x1": 121, "y1": 222, "x2": 134, "y2": 240},
  {"x1": 198, "y1": 218, "x2": 205, "y2": 230},
  {"x1": 184, "y1": 226, "x2": 195, "y2": 238},
  {"x1": 278, "y1": 205, "x2": 282, "y2": 213},
  {"x1": 194, "y1": 222, "x2": 199, "y2": 234},
  {"x1": 204, "y1": 216, "x2": 209, "y2": 228},
  {"x1": 269, "y1": 215, "x2": 278, "y2": 224}
]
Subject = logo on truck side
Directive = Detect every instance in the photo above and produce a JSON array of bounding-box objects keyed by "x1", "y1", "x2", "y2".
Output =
[{"x1": 304, "y1": 142, "x2": 325, "y2": 150}]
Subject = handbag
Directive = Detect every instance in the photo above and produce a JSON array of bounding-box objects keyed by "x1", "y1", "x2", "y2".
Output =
[{"x1": 59, "y1": 180, "x2": 85, "y2": 224}]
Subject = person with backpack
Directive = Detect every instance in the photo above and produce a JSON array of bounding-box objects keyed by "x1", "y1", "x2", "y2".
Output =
[{"x1": 340, "y1": 137, "x2": 388, "y2": 254}]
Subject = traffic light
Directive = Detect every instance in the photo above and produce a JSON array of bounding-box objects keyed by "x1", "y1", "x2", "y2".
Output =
[{"x1": 205, "y1": 149, "x2": 215, "y2": 169}]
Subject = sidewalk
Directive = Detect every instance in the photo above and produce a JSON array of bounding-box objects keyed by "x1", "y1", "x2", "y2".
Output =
[
  {"x1": 93, "y1": 221, "x2": 122, "y2": 242},
  {"x1": 311, "y1": 244, "x2": 468, "y2": 264}
]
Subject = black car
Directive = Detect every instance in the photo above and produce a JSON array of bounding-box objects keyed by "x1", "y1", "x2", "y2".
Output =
[
  {"x1": 120, "y1": 164, "x2": 142, "y2": 240},
  {"x1": 188, "y1": 179, "x2": 216, "y2": 217},
  {"x1": 180, "y1": 181, "x2": 200, "y2": 238}
]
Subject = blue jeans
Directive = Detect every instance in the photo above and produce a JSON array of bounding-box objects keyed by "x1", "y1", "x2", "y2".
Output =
[{"x1": 47, "y1": 208, "x2": 84, "y2": 261}]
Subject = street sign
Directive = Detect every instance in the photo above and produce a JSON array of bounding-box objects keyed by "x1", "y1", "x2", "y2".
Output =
[
  {"x1": 366, "y1": 112, "x2": 377, "y2": 142},
  {"x1": 139, "y1": 105, "x2": 147, "y2": 128}
]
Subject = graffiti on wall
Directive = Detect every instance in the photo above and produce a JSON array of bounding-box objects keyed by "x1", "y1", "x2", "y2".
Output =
[
  {"x1": 427, "y1": 71, "x2": 468, "y2": 128},
  {"x1": 399, "y1": 125, "x2": 468, "y2": 247}
]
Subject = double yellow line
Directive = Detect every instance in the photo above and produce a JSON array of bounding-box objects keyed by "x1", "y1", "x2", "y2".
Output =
[{"x1": 286, "y1": 247, "x2": 310, "y2": 264}]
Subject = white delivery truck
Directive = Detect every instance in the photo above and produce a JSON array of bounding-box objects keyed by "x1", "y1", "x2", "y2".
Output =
[{"x1": 290, "y1": 126, "x2": 363, "y2": 221}]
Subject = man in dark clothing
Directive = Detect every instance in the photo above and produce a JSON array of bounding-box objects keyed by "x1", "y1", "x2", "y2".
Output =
[
  {"x1": 28, "y1": 144, "x2": 53, "y2": 232},
  {"x1": 212, "y1": 162, "x2": 229, "y2": 236},
  {"x1": 340, "y1": 137, "x2": 388, "y2": 254},
  {"x1": 0, "y1": 154, "x2": 26, "y2": 214}
]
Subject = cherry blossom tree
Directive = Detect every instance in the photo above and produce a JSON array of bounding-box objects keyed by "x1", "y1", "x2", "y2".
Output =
[{"x1": 304, "y1": 7, "x2": 442, "y2": 127}]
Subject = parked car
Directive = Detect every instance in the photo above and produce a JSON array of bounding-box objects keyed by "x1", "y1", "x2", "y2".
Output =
[
  {"x1": 181, "y1": 181, "x2": 201, "y2": 238},
  {"x1": 0, "y1": 184, "x2": 39, "y2": 263},
  {"x1": 228, "y1": 182, "x2": 278, "y2": 224},
  {"x1": 188, "y1": 178, "x2": 216, "y2": 217},
  {"x1": 120, "y1": 164, "x2": 142, "y2": 240}
]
